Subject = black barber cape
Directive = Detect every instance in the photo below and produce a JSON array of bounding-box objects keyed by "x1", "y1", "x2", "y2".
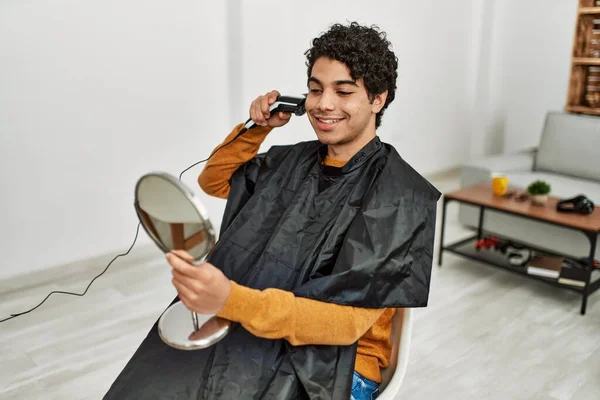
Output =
[{"x1": 104, "y1": 136, "x2": 441, "y2": 400}]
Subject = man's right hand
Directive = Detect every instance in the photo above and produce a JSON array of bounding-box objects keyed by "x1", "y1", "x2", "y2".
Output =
[{"x1": 249, "y1": 90, "x2": 292, "y2": 128}]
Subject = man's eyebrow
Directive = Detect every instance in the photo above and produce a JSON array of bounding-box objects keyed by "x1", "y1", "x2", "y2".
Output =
[
  {"x1": 333, "y1": 80, "x2": 359, "y2": 87},
  {"x1": 308, "y1": 77, "x2": 359, "y2": 87}
]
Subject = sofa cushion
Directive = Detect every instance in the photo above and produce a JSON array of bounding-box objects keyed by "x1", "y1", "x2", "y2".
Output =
[
  {"x1": 507, "y1": 171, "x2": 600, "y2": 204},
  {"x1": 535, "y1": 112, "x2": 600, "y2": 182}
]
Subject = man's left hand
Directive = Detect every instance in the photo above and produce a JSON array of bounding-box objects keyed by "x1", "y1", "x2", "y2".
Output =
[{"x1": 166, "y1": 250, "x2": 232, "y2": 314}]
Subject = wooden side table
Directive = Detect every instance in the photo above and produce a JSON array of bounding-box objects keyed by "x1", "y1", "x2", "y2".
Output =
[{"x1": 438, "y1": 183, "x2": 600, "y2": 315}]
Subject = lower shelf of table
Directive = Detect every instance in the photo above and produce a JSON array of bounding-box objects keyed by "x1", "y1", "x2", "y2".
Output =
[{"x1": 442, "y1": 235, "x2": 600, "y2": 295}]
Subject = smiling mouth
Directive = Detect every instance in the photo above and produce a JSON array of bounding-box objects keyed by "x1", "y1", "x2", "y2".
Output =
[{"x1": 314, "y1": 116, "x2": 345, "y2": 125}]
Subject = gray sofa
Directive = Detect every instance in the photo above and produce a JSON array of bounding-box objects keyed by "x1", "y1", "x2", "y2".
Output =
[{"x1": 459, "y1": 111, "x2": 600, "y2": 259}]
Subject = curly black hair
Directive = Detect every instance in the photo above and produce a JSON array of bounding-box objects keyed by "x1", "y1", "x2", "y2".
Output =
[{"x1": 305, "y1": 22, "x2": 398, "y2": 128}]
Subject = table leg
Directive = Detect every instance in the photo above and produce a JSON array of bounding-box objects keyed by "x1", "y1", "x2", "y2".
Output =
[
  {"x1": 477, "y1": 206, "x2": 485, "y2": 240},
  {"x1": 581, "y1": 232, "x2": 598, "y2": 315},
  {"x1": 438, "y1": 197, "x2": 449, "y2": 267}
]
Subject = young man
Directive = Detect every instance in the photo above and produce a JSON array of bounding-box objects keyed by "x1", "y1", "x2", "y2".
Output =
[{"x1": 105, "y1": 22, "x2": 440, "y2": 400}]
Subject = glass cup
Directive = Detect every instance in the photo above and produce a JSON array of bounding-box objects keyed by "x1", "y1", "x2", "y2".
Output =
[{"x1": 491, "y1": 173, "x2": 509, "y2": 196}]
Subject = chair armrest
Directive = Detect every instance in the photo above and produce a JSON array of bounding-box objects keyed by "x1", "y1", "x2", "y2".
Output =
[{"x1": 461, "y1": 149, "x2": 536, "y2": 188}]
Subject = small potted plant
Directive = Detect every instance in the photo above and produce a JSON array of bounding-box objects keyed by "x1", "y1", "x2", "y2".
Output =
[{"x1": 526, "y1": 180, "x2": 551, "y2": 206}]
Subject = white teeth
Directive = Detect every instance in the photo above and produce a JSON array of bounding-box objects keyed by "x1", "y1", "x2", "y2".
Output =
[{"x1": 318, "y1": 118, "x2": 341, "y2": 124}]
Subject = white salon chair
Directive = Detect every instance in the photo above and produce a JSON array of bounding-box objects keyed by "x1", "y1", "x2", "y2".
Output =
[{"x1": 377, "y1": 307, "x2": 413, "y2": 399}]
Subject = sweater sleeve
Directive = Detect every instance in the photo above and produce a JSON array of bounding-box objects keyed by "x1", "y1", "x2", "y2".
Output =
[
  {"x1": 198, "y1": 123, "x2": 272, "y2": 199},
  {"x1": 217, "y1": 282, "x2": 385, "y2": 346}
]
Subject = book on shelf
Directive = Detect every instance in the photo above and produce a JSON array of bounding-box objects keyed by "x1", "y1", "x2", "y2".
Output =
[
  {"x1": 558, "y1": 264, "x2": 588, "y2": 288},
  {"x1": 526, "y1": 255, "x2": 563, "y2": 279}
]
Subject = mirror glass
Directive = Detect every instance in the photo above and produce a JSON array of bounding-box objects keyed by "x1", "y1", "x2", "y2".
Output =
[
  {"x1": 134, "y1": 172, "x2": 215, "y2": 260},
  {"x1": 134, "y1": 172, "x2": 229, "y2": 351}
]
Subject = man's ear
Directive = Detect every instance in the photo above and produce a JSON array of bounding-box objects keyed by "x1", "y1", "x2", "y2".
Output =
[{"x1": 371, "y1": 90, "x2": 388, "y2": 114}]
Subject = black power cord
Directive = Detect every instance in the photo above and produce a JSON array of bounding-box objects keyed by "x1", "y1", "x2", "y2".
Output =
[
  {"x1": 0, "y1": 126, "x2": 251, "y2": 324},
  {"x1": 177, "y1": 127, "x2": 247, "y2": 181},
  {"x1": 0, "y1": 223, "x2": 142, "y2": 324}
]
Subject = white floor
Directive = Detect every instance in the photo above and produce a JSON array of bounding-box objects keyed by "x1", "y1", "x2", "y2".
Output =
[{"x1": 1, "y1": 174, "x2": 599, "y2": 400}]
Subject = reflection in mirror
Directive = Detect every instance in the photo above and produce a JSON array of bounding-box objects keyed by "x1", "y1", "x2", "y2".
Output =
[{"x1": 134, "y1": 173, "x2": 215, "y2": 261}]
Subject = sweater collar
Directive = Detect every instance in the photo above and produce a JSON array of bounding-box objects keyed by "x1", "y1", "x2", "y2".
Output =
[{"x1": 318, "y1": 136, "x2": 382, "y2": 174}]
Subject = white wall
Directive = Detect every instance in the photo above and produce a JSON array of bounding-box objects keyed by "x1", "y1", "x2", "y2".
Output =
[
  {"x1": 480, "y1": 0, "x2": 577, "y2": 154},
  {"x1": 0, "y1": 0, "x2": 477, "y2": 280},
  {"x1": 0, "y1": 0, "x2": 229, "y2": 280},
  {"x1": 237, "y1": 0, "x2": 476, "y2": 175}
]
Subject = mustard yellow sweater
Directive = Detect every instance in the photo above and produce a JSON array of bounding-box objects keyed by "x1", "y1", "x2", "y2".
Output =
[{"x1": 200, "y1": 123, "x2": 397, "y2": 383}]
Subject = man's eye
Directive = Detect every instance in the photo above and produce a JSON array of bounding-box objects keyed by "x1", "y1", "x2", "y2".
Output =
[
  {"x1": 337, "y1": 91, "x2": 352, "y2": 96},
  {"x1": 309, "y1": 88, "x2": 322, "y2": 93}
]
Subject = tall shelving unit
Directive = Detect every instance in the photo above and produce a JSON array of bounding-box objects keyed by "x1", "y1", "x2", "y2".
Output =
[{"x1": 566, "y1": 0, "x2": 600, "y2": 115}]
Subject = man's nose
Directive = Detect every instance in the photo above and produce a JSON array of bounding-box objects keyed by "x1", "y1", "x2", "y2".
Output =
[{"x1": 316, "y1": 90, "x2": 335, "y2": 111}]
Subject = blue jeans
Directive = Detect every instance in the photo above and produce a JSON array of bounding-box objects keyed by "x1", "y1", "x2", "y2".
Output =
[{"x1": 350, "y1": 371, "x2": 379, "y2": 400}]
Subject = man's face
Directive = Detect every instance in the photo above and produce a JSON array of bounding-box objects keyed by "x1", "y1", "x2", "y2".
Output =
[{"x1": 305, "y1": 57, "x2": 386, "y2": 149}]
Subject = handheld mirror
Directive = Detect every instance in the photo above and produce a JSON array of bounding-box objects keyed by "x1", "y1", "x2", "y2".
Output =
[{"x1": 134, "y1": 172, "x2": 230, "y2": 350}]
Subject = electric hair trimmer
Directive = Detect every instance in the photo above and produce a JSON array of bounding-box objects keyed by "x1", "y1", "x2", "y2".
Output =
[{"x1": 243, "y1": 95, "x2": 307, "y2": 130}]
